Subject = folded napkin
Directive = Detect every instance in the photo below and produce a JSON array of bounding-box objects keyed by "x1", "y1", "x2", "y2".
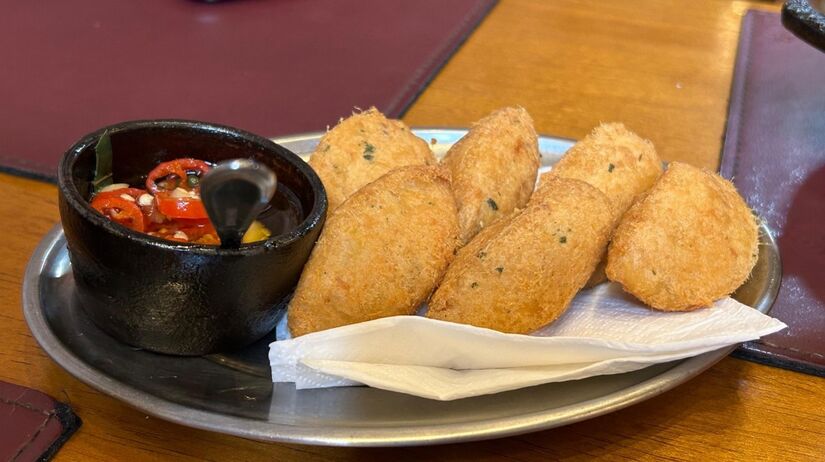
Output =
[{"x1": 269, "y1": 284, "x2": 785, "y2": 400}]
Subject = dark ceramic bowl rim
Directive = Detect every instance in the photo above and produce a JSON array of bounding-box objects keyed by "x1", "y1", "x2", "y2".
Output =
[{"x1": 58, "y1": 119, "x2": 327, "y2": 257}]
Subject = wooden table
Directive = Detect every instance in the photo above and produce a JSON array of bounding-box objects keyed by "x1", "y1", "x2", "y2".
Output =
[{"x1": 2, "y1": 0, "x2": 823, "y2": 460}]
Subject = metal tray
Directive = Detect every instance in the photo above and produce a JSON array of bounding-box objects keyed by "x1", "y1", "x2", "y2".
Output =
[{"x1": 22, "y1": 129, "x2": 781, "y2": 446}]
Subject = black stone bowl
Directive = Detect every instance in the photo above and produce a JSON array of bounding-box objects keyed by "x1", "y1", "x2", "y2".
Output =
[{"x1": 57, "y1": 120, "x2": 326, "y2": 355}]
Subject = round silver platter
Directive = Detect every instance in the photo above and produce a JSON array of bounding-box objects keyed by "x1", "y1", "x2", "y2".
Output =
[{"x1": 22, "y1": 129, "x2": 781, "y2": 446}]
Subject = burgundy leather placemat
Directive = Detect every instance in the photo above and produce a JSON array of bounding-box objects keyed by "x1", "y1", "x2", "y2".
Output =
[
  {"x1": 0, "y1": 0, "x2": 496, "y2": 181},
  {"x1": 0, "y1": 381, "x2": 80, "y2": 462},
  {"x1": 722, "y1": 10, "x2": 825, "y2": 376}
]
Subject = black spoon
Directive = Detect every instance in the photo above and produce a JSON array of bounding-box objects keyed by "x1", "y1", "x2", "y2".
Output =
[{"x1": 200, "y1": 159, "x2": 277, "y2": 249}]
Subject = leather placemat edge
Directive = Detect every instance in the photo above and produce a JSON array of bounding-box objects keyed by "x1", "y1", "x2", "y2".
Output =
[
  {"x1": 0, "y1": 1, "x2": 499, "y2": 185},
  {"x1": 36, "y1": 402, "x2": 82, "y2": 462},
  {"x1": 391, "y1": 0, "x2": 499, "y2": 118},
  {"x1": 721, "y1": 10, "x2": 825, "y2": 377}
]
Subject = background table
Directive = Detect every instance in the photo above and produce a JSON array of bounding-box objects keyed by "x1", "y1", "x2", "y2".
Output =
[{"x1": 1, "y1": 0, "x2": 823, "y2": 460}]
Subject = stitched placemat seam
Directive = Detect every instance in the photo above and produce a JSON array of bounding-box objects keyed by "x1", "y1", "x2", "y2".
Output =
[
  {"x1": 386, "y1": 0, "x2": 498, "y2": 117},
  {"x1": 10, "y1": 414, "x2": 54, "y2": 462},
  {"x1": 757, "y1": 341, "x2": 825, "y2": 360},
  {"x1": 0, "y1": 396, "x2": 52, "y2": 416}
]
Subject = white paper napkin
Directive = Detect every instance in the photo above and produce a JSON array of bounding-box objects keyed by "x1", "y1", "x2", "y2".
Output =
[{"x1": 269, "y1": 283, "x2": 785, "y2": 400}]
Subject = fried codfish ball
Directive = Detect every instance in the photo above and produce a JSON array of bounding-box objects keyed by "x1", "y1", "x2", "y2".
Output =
[
  {"x1": 548, "y1": 123, "x2": 662, "y2": 287},
  {"x1": 288, "y1": 165, "x2": 459, "y2": 336},
  {"x1": 442, "y1": 107, "x2": 540, "y2": 244},
  {"x1": 551, "y1": 122, "x2": 662, "y2": 219},
  {"x1": 427, "y1": 177, "x2": 613, "y2": 334},
  {"x1": 605, "y1": 162, "x2": 759, "y2": 311},
  {"x1": 308, "y1": 107, "x2": 435, "y2": 211}
]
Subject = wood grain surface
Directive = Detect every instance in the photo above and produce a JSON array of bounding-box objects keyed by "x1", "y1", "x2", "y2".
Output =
[{"x1": 2, "y1": 0, "x2": 823, "y2": 461}]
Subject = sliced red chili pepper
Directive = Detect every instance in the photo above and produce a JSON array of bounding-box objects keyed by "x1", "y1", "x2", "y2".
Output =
[
  {"x1": 155, "y1": 192, "x2": 209, "y2": 219},
  {"x1": 146, "y1": 219, "x2": 218, "y2": 244},
  {"x1": 93, "y1": 187, "x2": 146, "y2": 201},
  {"x1": 90, "y1": 195, "x2": 146, "y2": 232},
  {"x1": 146, "y1": 158, "x2": 211, "y2": 194},
  {"x1": 175, "y1": 158, "x2": 211, "y2": 174},
  {"x1": 92, "y1": 187, "x2": 164, "y2": 223}
]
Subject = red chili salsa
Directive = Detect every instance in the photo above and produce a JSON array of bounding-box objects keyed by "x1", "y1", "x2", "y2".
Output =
[{"x1": 90, "y1": 158, "x2": 271, "y2": 244}]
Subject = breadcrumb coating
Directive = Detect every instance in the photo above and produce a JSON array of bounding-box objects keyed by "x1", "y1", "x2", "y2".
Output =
[
  {"x1": 427, "y1": 177, "x2": 613, "y2": 333},
  {"x1": 550, "y1": 122, "x2": 662, "y2": 220},
  {"x1": 548, "y1": 122, "x2": 663, "y2": 287},
  {"x1": 288, "y1": 165, "x2": 459, "y2": 336},
  {"x1": 606, "y1": 162, "x2": 759, "y2": 311},
  {"x1": 442, "y1": 107, "x2": 540, "y2": 244},
  {"x1": 309, "y1": 107, "x2": 435, "y2": 211}
]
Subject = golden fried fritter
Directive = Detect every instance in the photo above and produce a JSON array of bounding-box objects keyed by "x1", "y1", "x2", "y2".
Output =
[
  {"x1": 308, "y1": 107, "x2": 435, "y2": 211},
  {"x1": 442, "y1": 107, "x2": 540, "y2": 244},
  {"x1": 427, "y1": 177, "x2": 613, "y2": 334},
  {"x1": 550, "y1": 122, "x2": 662, "y2": 219},
  {"x1": 605, "y1": 162, "x2": 759, "y2": 311},
  {"x1": 288, "y1": 165, "x2": 459, "y2": 336},
  {"x1": 547, "y1": 123, "x2": 662, "y2": 287}
]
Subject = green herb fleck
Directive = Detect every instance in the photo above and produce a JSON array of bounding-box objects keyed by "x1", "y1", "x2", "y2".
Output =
[
  {"x1": 323, "y1": 144, "x2": 330, "y2": 152},
  {"x1": 559, "y1": 236, "x2": 567, "y2": 244},
  {"x1": 363, "y1": 142, "x2": 376, "y2": 160},
  {"x1": 92, "y1": 130, "x2": 114, "y2": 192},
  {"x1": 495, "y1": 267, "x2": 504, "y2": 274},
  {"x1": 638, "y1": 154, "x2": 643, "y2": 161},
  {"x1": 477, "y1": 251, "x2": 487, "y2": 259},
  {"x1": 486, "y1": 198, "x2": 498, "y2": 211},
  {"x1": 608, "y1": 163, "x2": 615, "y2": 173},
  {"x1": 652, "y1": 269, "x2": 657, "y2": 275},
  {"x1": 470, "y1": 282, "x2": 479, "y2": 289}
]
